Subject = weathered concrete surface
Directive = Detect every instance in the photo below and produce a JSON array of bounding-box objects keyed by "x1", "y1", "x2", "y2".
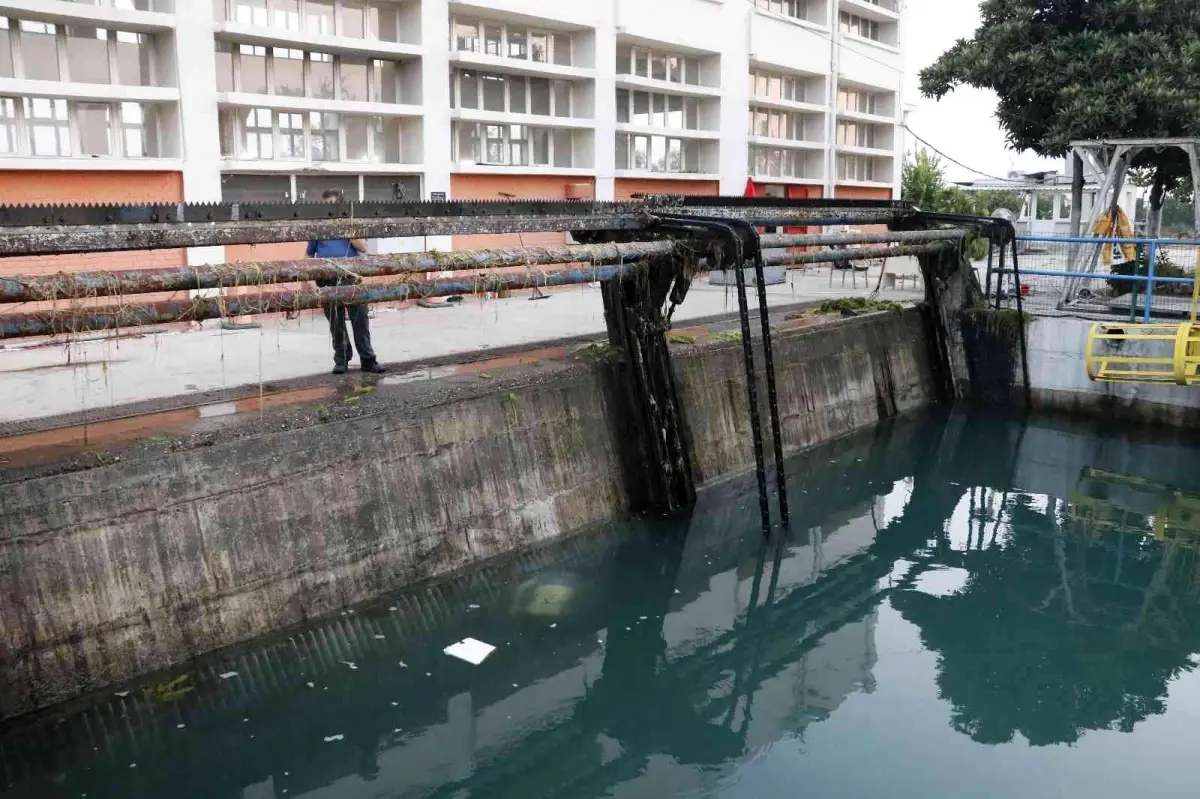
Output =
[
  {"x1": 1021, "y1": 317, "x2": 1200, "y2": 425},
  {"x1": 678, "y1": 309, "x2": 935, "y2": 484},
  {"x1": 0, "y1": 308, "x2": 937, "y2": 717}
]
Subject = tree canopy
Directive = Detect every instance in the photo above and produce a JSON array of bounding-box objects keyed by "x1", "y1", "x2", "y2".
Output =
[
  {"x1": 919, "y1": 0, "x2": 1200, "y2": 196},
  {"x1": 902, "y1": 148, "x2": 1022, "y2": 217}
]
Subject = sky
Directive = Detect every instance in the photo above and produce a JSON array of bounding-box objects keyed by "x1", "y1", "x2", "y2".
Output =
[{"x1": 902, "y1": 0, "x2": 1060, "y2": 184}]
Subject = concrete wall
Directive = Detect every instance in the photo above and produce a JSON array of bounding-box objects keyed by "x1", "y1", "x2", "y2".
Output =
[
  {"x1": 0, "y1": 309, "x2": 936, "y2": 717},
  {"x1": 1020, "y1": 317, "x2": 1200, "y2": 425}
]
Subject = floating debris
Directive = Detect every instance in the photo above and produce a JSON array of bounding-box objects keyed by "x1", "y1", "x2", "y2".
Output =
[
  {"x1": 114, "y1": 691, "x2": 129, "y2": 698},
  {"x1": 176, "y1": 724, "x2": 185, "y2": 729},
  {"x1": 340, "y1": 661, "x2": 358, "y2": 670},
  {"x1": 444, "y1": 638, "x2": 496, "y2": 665},
  {"x1": 391, "y1": 701, "x2": 399, "y2": 706},
  {"x1": 639, "y1": 616, "x2": 648, "y2": 621},
  {"x1": 219, "y1": 671, "x2": 239, "y2": 680},
  {"x1": 323, "y1": 734, "x2": 344, "y2": 743},
  {"x1": 130, "y1": 763, "x2": 137, "y2": 769},
  {"x1": 306, "y1": 682, "x2": 315, "y2": 688},
  {"x1": 374, "y1": 635, "x2": 385, "y2": 640},
  {"x1": 398, "y1": 661, "x2": 408, "y2": 668},
  {"x1": 467, "y1": 604, "x2": 481, "y2": 610},
  {"x1": 389, "y1": 606, "x2": 398, "y2": 612}
]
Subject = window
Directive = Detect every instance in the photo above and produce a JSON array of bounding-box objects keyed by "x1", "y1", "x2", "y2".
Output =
[
  {"x1": 481, "y1": 73, "x2": 505, "y2": 111},
  {"x1": 274, "y1": 47, "x2": 305, "y2": 96},
  {"x1": 310, "y1": 51, "x2": 334, "y2": 98},
  {"x1": 452, "y1": 121, "x2": 573, "y2": 167},
  {"x1": 0, "y1": 19, "x2": 11, "y2": 79},
  {"x1": 0, "y1": 98, "x2": 15, "y2": 154},
  {"x1": 341, "y1": 0, "x2": 367, "y2": 38},
  {"x1": 278, "y1": 110, "x2": 304, "y2": 158},
  {"x1": 341, "y1": 57, "x2": 369, "y2": 101},
  {"x1": 450, "y1": 70, "x2": 570, "y2": 116},
  {"x1": 271, "y1": 0, "x2": 301, "y2": 30},
  {"x1": 216, "y1": 41, "x2": 234, "y2": 91},
  {"x1": 553, "y1": 80, "x2": 571, "y2": 118},
  {"x1": 25, "y1": 97, "x2": 70, "y2": 156},
  {"x1": 372, "y1": 59, "x2": 399, "y2": 103},
  {"x1": 310, "y1": 111, "x2": 338, "y2": 160},
  {"x1": 750, "y1": 108, "x2": 815, "y2": 141},
  {"x1": 67, "y1": 27, "x2": 111, "y2": 86},
  {"x1": 21, "y1": 21, "x2": 60, "y2": 82},
  {"x1": 618, "y1": 90, "x2": 701, "y2": 131},
  {"x1": 120, "y1": 102, "x2": 157, "y2": 157},
  {"x1": 240, "y1": 44, "x2": 268, "y2": 93},
  {"x1": 244, "y1": 107, "x2": 273, "y2": 158},
  {"x1": 615, "y1": 133, "x2": 699, "y2": 173},
  {"x1": 77, "y1": 103, "x2": 112, "y2": 155},
  {"x1": 305, "y1": 0, "x2": 335, "y2": 35},
  {"x1": 451, "y1": 17, "x2": 572, "y2": 66}
]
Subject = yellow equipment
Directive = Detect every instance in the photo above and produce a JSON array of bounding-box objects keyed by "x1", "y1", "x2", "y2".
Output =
[
  {"x1": 1085, "y1": 253, "x2": 1200, "y2": 385},
  {"x1": 1090, "y1": 209, "x2": 1137, "y2": 266}
]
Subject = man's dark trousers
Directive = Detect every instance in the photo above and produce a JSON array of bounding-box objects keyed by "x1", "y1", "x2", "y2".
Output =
[{"x1": 324, "y1": 302, "x2": 377, "y2": 369}]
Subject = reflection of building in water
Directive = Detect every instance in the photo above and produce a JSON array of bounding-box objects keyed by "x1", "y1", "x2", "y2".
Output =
[{"x1": 1071, "y1": 467, "x2": 1200, "y2": 547}]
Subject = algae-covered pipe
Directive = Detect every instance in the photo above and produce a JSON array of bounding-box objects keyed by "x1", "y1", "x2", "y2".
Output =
[
  {"x1": 0, "y1": 241, "x2": 680, "y2": 304},
  {"x1": 0, "y1": 263, "x2": 641, "y2": 340}
]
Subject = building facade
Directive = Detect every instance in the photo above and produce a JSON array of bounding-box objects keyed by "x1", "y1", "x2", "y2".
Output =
[{"x1": 0, "y1": 0, "x2": 905, "y2": 264}]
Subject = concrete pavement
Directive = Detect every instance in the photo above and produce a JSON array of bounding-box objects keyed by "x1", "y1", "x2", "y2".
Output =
[{"x1": 0, "y1": 264, "x2": 923, "y2": 426}]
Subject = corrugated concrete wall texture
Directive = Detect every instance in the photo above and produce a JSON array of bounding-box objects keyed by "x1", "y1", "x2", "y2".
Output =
[{"x1": 0, "y1": 309, "x2": 936, "y2": 717}]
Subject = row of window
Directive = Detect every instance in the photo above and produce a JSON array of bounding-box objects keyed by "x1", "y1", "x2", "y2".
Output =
[
  {"x1": 0, "y1": 20, "x2": 155, "y2": 86},
  {"x1": 750, "y1": 69, "x2": 818, "y2": 105},
  {"x1": 749, "y1": 146, "x2": 819, "y2": 179},
  {"x1": 837, "y1": 153, "x2": 881, "y2": 182},
  {"x1": 453, "y1": 121, "x2": 574, "y2": 168},
  {"x1": 452, "y1": 17, "x2": 572, "y2": 67},
  {"x1": 616, "y1": 89, "x2": 704, "y2": 131},
  {"x1": 749, "y1": 107, "x2": 820, "y2": 142},
  {"x1": 219, "y1": 106, "x2": 402, "y2": 162},
  {"x1": 839, "y1": 11, "x2": 884, "y2": 43},
  {"x1": 752, "y1": 0, "x2": 826, "y2": 24},
  {"x1": 215, "y1": 42, "x2": 403, "y2": 104},
  {"x1": 616, "y1": 46, "x2": 702, "y2": 86},
  {"x1": 836, "y1": 120, "x2": 884, "y2": 148},
  {"x1": 0, "y1": 96, "x2": 159, "y2": 158},
  {"x1": 837, "y1": 88, "x2": 884, "y2": 115},
  {"x1": 65, "y1": 0, "x2": 167, "y2": 9},
  {"x1": 449, "y1": 70, "x2": 573, "y2": 118},
  {"x1": 615, "y1": 133, "x2": 703, "y2": 174},
  {"x1": 216, "y1": 0, "x2": 405, "y2": 42}
]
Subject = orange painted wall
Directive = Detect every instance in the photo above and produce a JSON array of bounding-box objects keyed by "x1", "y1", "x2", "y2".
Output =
[
  {"x1": 451, "y1": 174, "x2": 596, "y2": 250},
  {"x1": 614, "y1": 178, "x2": 719, "y2": 201},
  {"x1": 0, "y1": 171, "x2": 187, "y2": 279},
  {"x1": 834, "y1": 185, "x2": 895, "y2": 201}
]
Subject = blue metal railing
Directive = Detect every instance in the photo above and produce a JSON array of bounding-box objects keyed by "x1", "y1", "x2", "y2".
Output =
[{"x1": 992, "y1": 235, "x2": 1200, "y2": 323}]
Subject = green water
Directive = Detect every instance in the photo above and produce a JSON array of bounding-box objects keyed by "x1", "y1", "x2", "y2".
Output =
[{"x1": 5, "y1": 410, "x2": 1200, "y2": 799}]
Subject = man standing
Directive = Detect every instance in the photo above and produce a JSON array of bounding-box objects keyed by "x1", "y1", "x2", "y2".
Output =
[{"x1": 306, "y1": 189, "x2": 386, "y2": 375}]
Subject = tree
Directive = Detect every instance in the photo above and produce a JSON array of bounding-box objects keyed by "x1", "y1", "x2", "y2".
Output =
[
  {"x1": 902, "y1": 149, "x2": 1022, "y2": 217},
  {"x1": 920, "y1": 0, "x2": 1200, "y2": 230}
]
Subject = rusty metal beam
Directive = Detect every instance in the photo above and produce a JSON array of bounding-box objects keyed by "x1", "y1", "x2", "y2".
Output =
[
  {"x1": 763, "y1": 242, "x2": 953, "y2": 267},
  {"x1": 0, "y1": 214, "x2": 651, "y2": 257},
  {"x1": 0, "y1": 241, "x2": 681, "y2": 303},
  {"x1": 758, "y1": 229, "x2": 967, "y2": 248}
]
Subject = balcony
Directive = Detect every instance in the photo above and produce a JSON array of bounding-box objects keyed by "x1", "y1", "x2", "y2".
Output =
[
  {"x1": 839, "y1": 0, "x2": 901, "y2": 23},
  {"x1": 215, "y1": 21, "x2": 421, "y2": 60},
  {"x1": 0, "y1": 0, "x2": 175, "y2": 33}
]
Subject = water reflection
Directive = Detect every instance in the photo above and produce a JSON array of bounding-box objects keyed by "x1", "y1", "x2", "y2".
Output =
[{"x1": 4, "y1": 410, "x2": 1200, "y2": 798}]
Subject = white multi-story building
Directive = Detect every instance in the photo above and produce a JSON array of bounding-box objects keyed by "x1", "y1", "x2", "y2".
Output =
[{"x1": 0, "y1": 0, "x2": 905, "y2": 268}]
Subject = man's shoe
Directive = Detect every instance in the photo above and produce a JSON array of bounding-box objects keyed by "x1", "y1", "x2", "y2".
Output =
[
  {"x1": 361, "y1": 362, "x2": 387, "y2": 374},
  {"x1": 332, "y1": 364, "x2": 348, "y2": 375}
]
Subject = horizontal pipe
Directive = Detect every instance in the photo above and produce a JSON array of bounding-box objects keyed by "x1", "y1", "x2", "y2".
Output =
[
  {"x1": 763, "y1": 242, "x2": 953, "y2": 266},
  {"x1": 0, "y1": 241, "x2": 681, "y2": 303},
  {"x1": 996, "y1": 267, "x2": 1194, "y2": 284},
  {"x1": 759, "y1": 229, "x2": 967, "y2": 248},
  {"x1": 0, "y1": 263, "x2": 642, "y2": 340},
  {"x1": 1017, "y1": 235, "x2": 1200, "y2": 246}
]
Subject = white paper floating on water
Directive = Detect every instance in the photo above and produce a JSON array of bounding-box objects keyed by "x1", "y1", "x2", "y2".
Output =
[
  {"x1": 374, "y1": 635, "x2": 385, "y2": 640},
  {"x1": 341, "y1": 661, "x2": 358, "y2": 670},
  {"x1": 129, "y1": 763, "x2": 137, "y2": 769},
  {"x1": 389, "y1": 606, "x2": 398, "y2": 611},
  {"x1": 219, "y1": 671, "x2": 239, "y2": 680},
  {"x1": 398, "y1": 661, "x2": 408, "y2": 668},
  {"x1": 114, "y1": 691, "x2": 129, "y2": 698},
  {"x1": 391, "y1": 701, "x2": 399, "y2": 706},
  {"x1": 443, "y1": 638, "x2": 496, "y2": 665},
  {"x1": 549, "y1": 623, "x2": 557, "y2": 629},
  {"x1": 306, "y1": 682, "x2": 315, "y2": 688},
  {"x1": 468, "y1": 604, "x2": 481, "y2": 610},
  {"x1": 639, "y1": 616, "x2": 647, "y2": 621},
  {"x1": 176, "y1": 724, "x2": 185, "y2": 729},
  {"x1": 323, "y1": 734, "x2": 344, "y2": 742}
]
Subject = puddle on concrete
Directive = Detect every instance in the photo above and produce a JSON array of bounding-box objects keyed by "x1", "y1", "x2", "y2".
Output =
[{"x1": 5, "y1": 410, "x2": 1200, "y2": 798}]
